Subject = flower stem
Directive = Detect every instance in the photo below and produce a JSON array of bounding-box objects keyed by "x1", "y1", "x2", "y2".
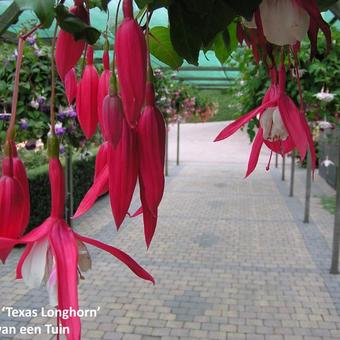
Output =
[
  {"x1": 6, "y1": 38, "x2": 25, "y2": 144},
  {"x1": 50, "y1": 23, "x2": 58, "y2": 135},
  {"x1": 291, "y1": 47, "x2": 304, "y2": 112},
  {"x1": 5, "y1": 23, "x2": 43, "y2": 145}
]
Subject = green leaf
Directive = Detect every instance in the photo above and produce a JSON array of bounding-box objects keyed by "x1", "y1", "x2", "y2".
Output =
[
  {"x1": 15, "y1": 0, "x2": 55, "y2": 28},
  {"x1": 223, "y1": 0, "x2": 262, "y2": 20},
  {"x1": 317, "y1": 0, "x2": 338, "y2": 11},
  {"x1": 149, "y1": 26, "x2": 183, "y2": 69},
  {"x1": 89, "y1": 0, "x2": 112, "y2": 11},
  {"x1": 214, "y1": 32, "x2": 230, "y2": 64},
  {"x1": 135, "y1": 0, "x2": 168, "y2": 10},
  {"x1": 55, "y1": 4, "x2": 101, "y2": 45},
  {"x1": 168, "y1": 1, "x2": 201, "y2": 65},
  {"x1": 0, "y1": 2, "x2": 22, "y2": 36}
]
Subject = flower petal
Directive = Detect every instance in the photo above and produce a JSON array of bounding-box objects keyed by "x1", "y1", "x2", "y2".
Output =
[
  {"x1": 73, "y1": 165, "x2": 109, "y2": 219},
  {"x1": 49, "y1": 220, "x2": 80, "y2": 340},
  {"x1": 245, "y1": 129, "x2": 264, "y2": 178},
  {"x1": 75, "y1": 233, "x2": 155, "y2": 284},
  {"x1": 21, "y1": 237, "x2": 49, "y2": 288}
]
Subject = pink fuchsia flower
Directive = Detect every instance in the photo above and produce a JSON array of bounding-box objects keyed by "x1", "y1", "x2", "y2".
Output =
[
  {"x1": 0, "y1": 142, "x2": 29, "y2": 263},
  {"x1": 109, "y1": 118, "x2": 138, "y2": 229},
  {"x1": 94, "y1": 142, "x2": 110, "y2": 196},
  {"x1": 76, "y1": 46, "x2": 99, "y2": 139},
  {"x1": 64, "y1": 68, "x2": 78, "y2": 105},
  {"x1": 137, "y1": 81, "x2": 166, "y2": 248},
  {"x1": 215, "y1": 65, "x2": 316, "y2": 177},
  {"x1": 115, "y1": 0, "x2": 147, "y2": 128},
  {"x1": 0, "y1": 137, "x2": 154, "y2": 340},
  {"x1": 55, "y1": 3, "x2": 88, "y2": 81},
  {"x1": 138, "y1": 83, "x2": 165, "y2": 214},
  {"x1": 98, "y1": 51, "x2": 112, "y2": 134},
  {"x1": 102, "y1": 94, "x2": 124, "y2": 146}
]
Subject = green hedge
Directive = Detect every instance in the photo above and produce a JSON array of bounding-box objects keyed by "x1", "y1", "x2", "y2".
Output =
[{"x1": 27, "y1": 154, "x2": 96, "y2": 232}]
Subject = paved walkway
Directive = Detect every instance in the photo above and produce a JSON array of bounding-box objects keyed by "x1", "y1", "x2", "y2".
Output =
[{"x1": 1, "y1": 122, "x2": 340, "y2": 340}]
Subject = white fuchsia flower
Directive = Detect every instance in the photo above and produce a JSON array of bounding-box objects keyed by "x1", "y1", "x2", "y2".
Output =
[
  {"x1": 315, "y1": 88, "x2": 335, "y2": 102},
  {"x1": 321, "y1": 156, "x2": 335, "y2": 168},
  {"x1": 260, "y1": 0, "x2": 310, "y2": 46}
]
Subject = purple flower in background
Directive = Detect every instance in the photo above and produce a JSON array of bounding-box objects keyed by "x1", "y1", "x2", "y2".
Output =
[
  {"x1": 37, "y1": 96, "x2": 46, "y2": 106},
  {"x1": 30, "y1": 98, "x2": 39, "y2": 110},
  {"x1": 66, "y1": 106, "x2": 77, "y2": 118},
  {"x1": 59, "y1": 144, "x2": 65, "y2": 155},
  {"x1": 34, "y1": 47, "x2": 43, "y2": 57},
  {"x1": 67, "y1": 123, "x2": 76, "y2": 134},
  {"x1": 2, "y1": 59, "x2": 9, "y2": 67},
  {"x1": 25, "y1": 140, "x2": 36, "y2": 151},
  {"x1": 57, "y1": 109, "x2": 65, "y2": 121},
  {"x1": 55, "y1": 122, "x2": 66, "y2": 136},
  {"x1": 27, "y1": 35, "x2": 36, "y2": 46},
  {"x1": 0, "y1": 112, "x2": 11, "y2": 121},
  {"x1": 19, "y1": 118, "x2": 29, "y2": 130}
]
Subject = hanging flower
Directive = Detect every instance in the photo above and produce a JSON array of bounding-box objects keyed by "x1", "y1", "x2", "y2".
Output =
[
  {"x1": 64, "y1": 68, "x2": 78, "y2": 105},
  {"x1": 259, "y1": 0, "x2": 310, "y2": 46},
  {"x1": 315, "y1": 87, "x2": 335, "y2": 102},
  {"x1": 76, "y1": 46, "x2": 99, "y2": 139},
  {"x1": 98, "y1": 51, "x2": 112, "y2": 134},
  {"x1": 115, "y1": 0, "x2": 147, "y2": 128},
  {"x1": 30, "y1": 98, "x2": 39, "y2": 110},
  {"x1": 102, "y1": 94, "x2": 124, "y2": 146},
  {"x1": 0, "y1": 136, "x2": 154, "y2": 340},
  {"x1": 321, "y1": 156, "x2": 335, "y2": 168},
  {"x1": 19, "y1": 118, "x2": 29, "y2": 130},
  {"x1": 109, "y1": 118, "x2": 138, "y2": 229},
  {"x1": 55, "y1": 122, "x2": 66, "y2": 137},
  {"x1": 55, "y1": 2, "x2": 89, "y2": 80},
  {"x1": 0, "y1": 142, "x2": 28, "y2": 263},
  {"x1": 137, "y1": 80, "x2": 166, "y2": 247},
  {"x1": 214, "y1": 66, "x2": 316, "y2": 177}
]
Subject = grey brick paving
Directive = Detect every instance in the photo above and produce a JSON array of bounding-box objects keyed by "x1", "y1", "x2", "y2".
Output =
[{"x1": 0, "y1": 122, "x2": 340, "y2": 339}]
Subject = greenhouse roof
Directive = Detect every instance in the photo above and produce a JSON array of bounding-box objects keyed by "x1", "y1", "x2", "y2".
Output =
[{"x1": 0, "y1": 0, "x2": 339, "y2": 90}]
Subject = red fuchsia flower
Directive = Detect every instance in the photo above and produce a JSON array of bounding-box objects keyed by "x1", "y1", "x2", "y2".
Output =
[
  {"x1": 0, "y1": 145, "x2": 26, "y2": 263},
  {"x1": 102, "y1": 94, "x2": 124, "y2": 146},
  {"x1": 55, "y1": 1, "x2": 89, "y2": 81},
  {"x1": 98, "y1": 51, "x2": 112, "y2": 134},
  {"x1": 64, "y1": 68, "x2": 78, "y2": 105},
  {"x1": 214, "y1": 65, "x2": 316, "y2": 177},
  {"x1": 0, "y1": 136, "x2": 154, "y2": 340},
  {"x1": 115, "y1": 0, "x2": 147, "y2": 128},
  {"x1": 137, "y1": 80, "x2": 166, "y2": 247},
  {"x1": 109, "y1": 118, "x2": 138, "y2": 229},
  {"x1": 76, "y1": 46, "x2": 99, "y2": 139},
  {"x1": 94, "y1": 142, "x2": 110, "y2": 196},
  {"x1": 74, "y1": 92, "x2": 125, "y2": 219}
]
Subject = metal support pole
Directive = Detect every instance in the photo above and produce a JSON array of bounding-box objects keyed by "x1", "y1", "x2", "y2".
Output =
[
  {"x1": 289, "y1": 150, "x2": 296, "y2": 197},
  {"x1": 282, "y1": 155, "x2": 285, "y2": 181},
  {"x1": 275, "y1": 153, "x2": 278, "y2": 168},
  {"x1": 176, "y1": 119, "x2": 180, "y2": 166},
  {"x1": 303, "y1": 150, "x2": 312, "y2": 224},
  {"x1": 330, "y1": 144, "x2": 340, "y2": 274},
  {"x1": 165, "y1": 119, "x2": 169, "y2": 176},
  {"x1": 65, "y1": 145, "x2": 74, "y2": 226}
]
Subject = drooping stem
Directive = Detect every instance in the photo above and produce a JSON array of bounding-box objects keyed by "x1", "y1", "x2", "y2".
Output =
[
  {"x1": 291, "y1": 47, "x2": 304, "y2": 112},
  {"x1": 110, "y1": 0, "x2": 122, "y2": 95},
  {"x1": 6, "y1": 23, "x2": 43, "y2": 144},
  {"x1": 50, "y1": 23, "x2": 58, "y2": 135},
  {"x1": 6, "y1": 38, "x2": 25, "y2": 144}
]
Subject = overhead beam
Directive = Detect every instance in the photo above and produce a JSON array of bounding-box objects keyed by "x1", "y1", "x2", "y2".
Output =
[
  {"x1": 173, "y1": 76, "x2": 236, "y2": 82},
  {"x1": 163, "y1": 66, "x2": 239, "y2": 72}
]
